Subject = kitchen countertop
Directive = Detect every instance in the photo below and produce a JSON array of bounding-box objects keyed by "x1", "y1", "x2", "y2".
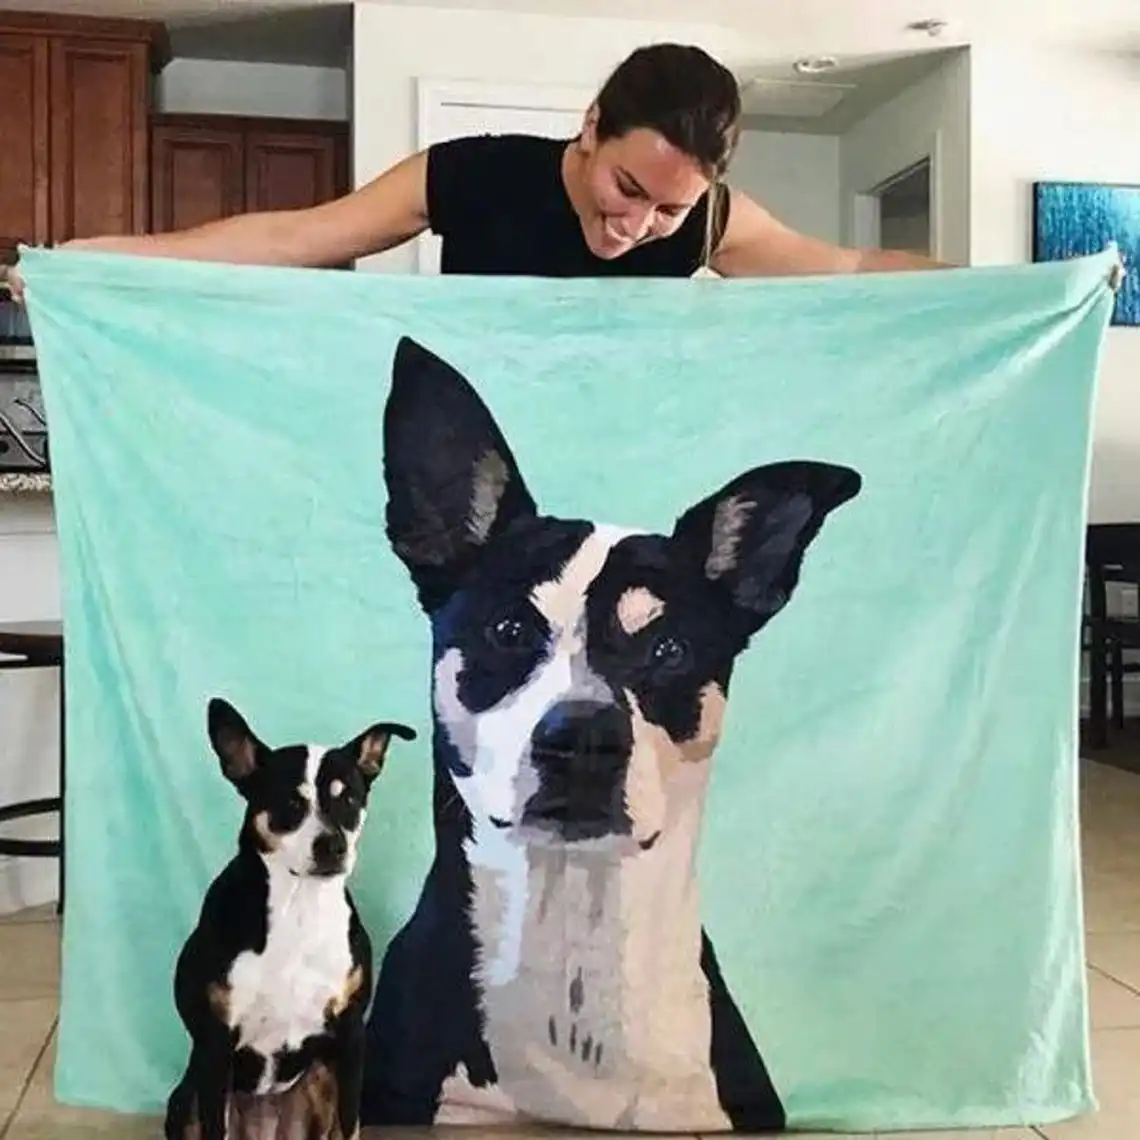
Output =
[{"x1": 0, "y1": 472, "x2": 51, "y2": 494}]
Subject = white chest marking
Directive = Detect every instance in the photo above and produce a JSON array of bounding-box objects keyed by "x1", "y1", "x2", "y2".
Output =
[
  {"x1": 454, "y1": 808, "x2": 731, "y2": 1132},
  {"x1": 463, "y1": 822, "x2": 529, "y2": 986},
  {"x1": 225, "y1": 865, "x2": 353, "y2": 1095}
]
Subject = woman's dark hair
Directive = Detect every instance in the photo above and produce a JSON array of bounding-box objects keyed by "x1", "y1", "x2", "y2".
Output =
[{"x1": 594, "y1": 43, "x2": 742, "y2": 178}]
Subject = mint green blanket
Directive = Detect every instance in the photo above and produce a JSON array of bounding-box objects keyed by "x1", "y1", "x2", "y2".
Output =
[{"x1": 21, "y1": 247, "x2": 1113, "y2": 1134}]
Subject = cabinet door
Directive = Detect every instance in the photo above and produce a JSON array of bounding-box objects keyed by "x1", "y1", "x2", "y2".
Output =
[
  {"x1": 244, "y1": 130, "x2": 340, "y2": 213},
  {"x1": 0, "y1": 33, "x2": 49, "y2": 246},
  {"x1": 48, "y1": 36, "x2": 149, "y2": 243},
  {"x1": 151, "y1": 124, "x2": 244, "y2": 234}
]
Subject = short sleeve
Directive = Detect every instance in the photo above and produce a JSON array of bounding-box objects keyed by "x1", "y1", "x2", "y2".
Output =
[{"x1": 425, "y1": 134, "x2": 509, "y2": 238}]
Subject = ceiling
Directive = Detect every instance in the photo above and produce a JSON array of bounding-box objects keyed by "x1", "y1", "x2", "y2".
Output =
[{"x1": 739, "y1": 49, "x2": 957, "y2": 134}]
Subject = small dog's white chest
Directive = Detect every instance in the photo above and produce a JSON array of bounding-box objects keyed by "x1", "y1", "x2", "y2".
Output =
[{"x1": 225, "y1": 880, "x2": 353, "y2": 1094}]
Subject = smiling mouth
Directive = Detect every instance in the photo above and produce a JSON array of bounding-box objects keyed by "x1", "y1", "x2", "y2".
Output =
[{"x1": 490, "y1": 816, "x2": 512, "y2": 830}]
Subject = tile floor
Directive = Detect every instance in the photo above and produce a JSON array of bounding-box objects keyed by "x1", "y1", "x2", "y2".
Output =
[{"x1": 3, "y1": 759, "x2": 1140, "y2": 1139}]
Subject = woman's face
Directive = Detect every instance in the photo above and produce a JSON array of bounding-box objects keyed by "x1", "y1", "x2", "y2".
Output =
[{"x1": 574, "y1": 117, "x2": 711, "y2": 260}]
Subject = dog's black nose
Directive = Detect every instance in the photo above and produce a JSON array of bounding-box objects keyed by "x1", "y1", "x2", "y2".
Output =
[
  {"x1": 312, "y1": 829, "x2": 347, "y2": 871},
  {"x1": 530, "y1": 701, "x2": 629, "y2": 769},
  {"x1": 525, "y1": 702, "x2": 632, "y2": 840}
]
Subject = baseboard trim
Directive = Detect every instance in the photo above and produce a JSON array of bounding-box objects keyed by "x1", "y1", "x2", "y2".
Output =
[{"x1": 0, "y1": 855, "x2": 58, "y2": 917}]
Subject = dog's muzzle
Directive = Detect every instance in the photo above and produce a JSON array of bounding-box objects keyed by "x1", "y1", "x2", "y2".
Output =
[
  {"x1": 310, "y1": 829, "x2": 348, "y2": 876},
  {"x1": 521, "y1": 700, "x2": 633, "y2": 841}
]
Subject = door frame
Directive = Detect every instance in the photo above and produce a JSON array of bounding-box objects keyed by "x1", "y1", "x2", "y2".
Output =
[
  {"x1": 414, "y1": 78, "x2": 595, "y2": 272},
  {"x1": 850, "y1": 129, "x2": 943, "y2": 261}
]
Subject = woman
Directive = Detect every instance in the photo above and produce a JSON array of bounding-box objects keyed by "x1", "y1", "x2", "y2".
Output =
[{"x1": 3, "y1": 42, "x2": 943, "y2": 299}]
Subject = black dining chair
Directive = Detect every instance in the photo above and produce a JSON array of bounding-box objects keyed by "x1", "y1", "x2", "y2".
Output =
[{"x1": 1084, "y1": 524, "x2": 1140, "y2": 749}]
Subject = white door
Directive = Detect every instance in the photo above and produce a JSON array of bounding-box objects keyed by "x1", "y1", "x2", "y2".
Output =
[{"x1": 415, "y1": 80, "x2": 593, "y2": 273}]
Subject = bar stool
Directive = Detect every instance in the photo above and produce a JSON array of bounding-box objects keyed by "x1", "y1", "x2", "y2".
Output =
[{"x1": 0, "y1": 620, "x2": 65, "y2": 915}]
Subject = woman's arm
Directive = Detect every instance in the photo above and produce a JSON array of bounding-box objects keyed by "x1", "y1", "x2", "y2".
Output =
[
  {"x1": 23, "y1": 150, "x2": 431, "y2": 271},
  {"x1": 710, "y1": 186, "x2": 952, "y2": 278}
]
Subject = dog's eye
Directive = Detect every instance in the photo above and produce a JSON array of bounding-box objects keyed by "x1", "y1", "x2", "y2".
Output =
[
  {"x1": 486, "y1": 614, "x2": 538, "y2": 651},
  {"x1": 648, "y1": 634, "x2": 690, "y2": 672}
]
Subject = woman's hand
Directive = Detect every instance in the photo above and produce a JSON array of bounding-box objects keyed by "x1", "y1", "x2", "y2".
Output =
[
  {"x1": 2, "y1": 238, "x2": 137, "y2": 305},
  {"x1": 1, "y1": 264, "x2": 25, "y2": 305}
]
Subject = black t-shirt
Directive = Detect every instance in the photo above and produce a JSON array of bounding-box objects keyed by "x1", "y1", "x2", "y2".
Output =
[{"x1": 425, "y1": 133, "x2": 729, "y2": 277}]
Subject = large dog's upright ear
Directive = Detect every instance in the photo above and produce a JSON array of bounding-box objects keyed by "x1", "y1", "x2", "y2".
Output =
[
  {"x1": 672, "y1": 461, "x2": 862, "y2": 636},
  {"x1": 383, "y1": 337, "x2": 538, "y2": 609},
  {"x1": 207, "y1": 698, "x2": 269, "y2": 789}
]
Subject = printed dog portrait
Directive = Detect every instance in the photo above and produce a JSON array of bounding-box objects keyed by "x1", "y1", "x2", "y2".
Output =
[{"x1": 360, "y1": 336, "x2": 863, "y2": 1132}]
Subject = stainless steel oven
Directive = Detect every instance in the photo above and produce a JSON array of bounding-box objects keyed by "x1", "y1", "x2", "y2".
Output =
[{"x1": 0, "y1": 242, "x2": 48, "y2": 473}]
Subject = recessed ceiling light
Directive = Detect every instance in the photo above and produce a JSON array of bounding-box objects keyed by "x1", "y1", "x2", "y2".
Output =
[
  {"x1": 793, "y1": 56, "x2": 839, "y2": 75},
  {"x1": 906, "y1": 18, "x2": 948, "y2": 35}
]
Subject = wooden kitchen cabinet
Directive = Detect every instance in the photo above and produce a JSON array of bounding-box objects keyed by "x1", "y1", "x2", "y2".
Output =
[
  {"x1": 0, "y1": 34, "x2": 49, "y2": 248},
  {"x1": 245, "y1": 128, "x2": 344, "y2": 213},
  {"x1": 48, "y1": 36, "x2": 151, "y2": 243},
  {"x1": 149, "y1": 122, "x2": 246, "y2": 234},
  {"x1": 150, "y1": 115, "x2": 349, "y2": 234},
  {"x1": 0, "y1": 11, "x2": 167, "y2": 248}
]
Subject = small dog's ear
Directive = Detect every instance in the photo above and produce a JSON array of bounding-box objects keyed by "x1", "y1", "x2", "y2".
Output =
[
  {"x1": 383, "y1": 337, "x2": 538, "y2": 611},
  {"x1": 351, "y1": 720, "x2": 417, "y2": 782},
  {"x1": 207, "y1": 698, "x2": 267, "y2": 786},
  {"x1": 672, "y1": 461, "x2": 862, "y2": 635}
]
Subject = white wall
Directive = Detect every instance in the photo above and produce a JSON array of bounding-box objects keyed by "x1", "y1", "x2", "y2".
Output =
[
  {"x1": 839, "y1": 48, "x2": 970, "y2": 266},
  {"x1": 155, "y1": 59, "x2": 349, "y2": 121},
  {"x1": 0, "y1": 497, "x2": 61, "y2": 915},
  {"x1": 730, "y1": 130, "x2": 841, "y2": 245},
  {"x1": 968, "y1": 42, "x2": 1140, "y2": 524},
  {"x1": 352, "y1": 3, "x2": 737, "y2": 274}
]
